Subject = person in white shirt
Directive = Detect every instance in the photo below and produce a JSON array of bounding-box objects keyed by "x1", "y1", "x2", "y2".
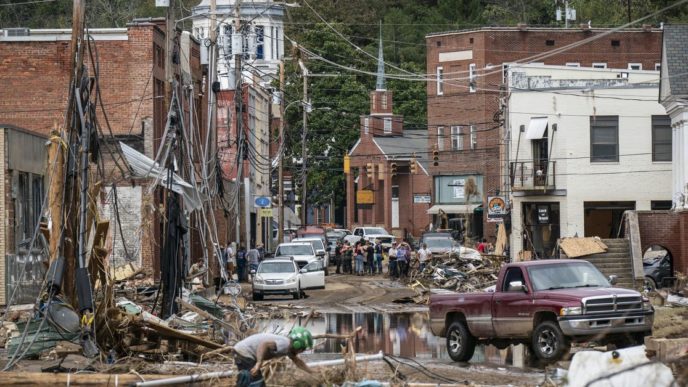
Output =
[
  {"x1": 225, "y1": 243, "x2": 236, "y2": 280},
  {"x1": 417, "y1": 243, "x2": 431, "y2": 271}
]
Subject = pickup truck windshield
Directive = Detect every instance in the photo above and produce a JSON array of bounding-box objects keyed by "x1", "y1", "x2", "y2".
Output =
[
  {"x1": 276, "y1": 245, "x2": 313, "y2": 256},
  {"x1": 424, "y1": 238, "x2": 453, "y2": 249},
  {"x1": 527, "y1": 262, "x2": 610, "y2": 291},
  {"x1": 364, "y1": 227, "x2": 388, "y2": 235}
]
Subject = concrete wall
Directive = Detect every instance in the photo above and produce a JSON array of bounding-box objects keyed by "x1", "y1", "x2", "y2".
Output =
[
  {"x1": 508, "y1": 66, "x2": 672, "y2": 258},
  {"x1": 637, "y1": 210, "x2": 688, "y2": 275}
]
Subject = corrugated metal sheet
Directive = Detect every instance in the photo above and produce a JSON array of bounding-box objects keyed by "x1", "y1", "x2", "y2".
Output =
[
  {"x1": 5, "y1": 127, "x2": 47, "y2": 175},
  {"x1": 120, "y1": 142, "x2": 203, "y2": 210}
]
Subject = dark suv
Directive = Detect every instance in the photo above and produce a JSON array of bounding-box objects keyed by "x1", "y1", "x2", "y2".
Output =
[{"x1": 643, "y1": 253, "x2": 674, "y2": 291}]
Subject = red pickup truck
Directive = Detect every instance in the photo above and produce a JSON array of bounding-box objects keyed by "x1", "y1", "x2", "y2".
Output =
[{"x1": 429, "y1": 259, "x2": 654, "y2": 363}]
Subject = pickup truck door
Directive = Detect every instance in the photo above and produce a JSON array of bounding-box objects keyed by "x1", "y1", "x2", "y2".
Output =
[{"x1": 492, "y1": 267, "x2": 533, "y2": 338}]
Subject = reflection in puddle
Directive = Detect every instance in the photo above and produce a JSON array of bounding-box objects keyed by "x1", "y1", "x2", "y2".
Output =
[{"x1": 258, "y1": 312, "x2": 515, "y2": 366}]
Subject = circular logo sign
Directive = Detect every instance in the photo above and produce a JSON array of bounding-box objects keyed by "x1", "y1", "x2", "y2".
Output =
[{"x1": 255, "y1": 196, "x2": 271, "y2": 207}]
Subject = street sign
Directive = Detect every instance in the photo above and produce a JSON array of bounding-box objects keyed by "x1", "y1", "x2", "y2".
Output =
[
  {"x1": 487, "y1": 196, "x2": 507, "y2": 223},
  {"x1": 259, "y1": 208, "x2": 273, "y2": 217},
  {"x1": 254, "y1": 196, "x2": 271, "y2": 208},
  {"x1": 356, "y1": 190, "x2": 374, "y2": 204}
]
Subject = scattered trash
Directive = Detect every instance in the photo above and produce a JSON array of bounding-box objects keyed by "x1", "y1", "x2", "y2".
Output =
[{"x1": 567, "y1": 345, "x2": 675, "y2": 387}]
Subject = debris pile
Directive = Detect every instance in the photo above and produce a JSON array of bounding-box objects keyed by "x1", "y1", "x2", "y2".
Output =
[{"x1": 405, "y1": 248, "x2": 506, "y2": 303}]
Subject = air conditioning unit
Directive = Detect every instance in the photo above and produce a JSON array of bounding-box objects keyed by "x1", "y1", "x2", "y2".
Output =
[{"x1": 3, "y1": 28, "x2": 30, "y2": 37}]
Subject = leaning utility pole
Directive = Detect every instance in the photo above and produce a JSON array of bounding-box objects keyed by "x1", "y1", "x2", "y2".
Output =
[{"x1": 232, "y1": 0, "x2": 248, "y2": 247}]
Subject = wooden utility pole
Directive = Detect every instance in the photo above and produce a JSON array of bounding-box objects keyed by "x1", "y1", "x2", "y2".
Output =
[
  {"x1": 278, "y1": 62, "x2": 285, "y2": 243},
  {"x1": 47, "y1": 128, "x2": 64, "y2": 266}
]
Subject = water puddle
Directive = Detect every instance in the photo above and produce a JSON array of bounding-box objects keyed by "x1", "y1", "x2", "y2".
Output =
[{"x1": 257, "y1": 311, "x2": 523, "y2": 367}]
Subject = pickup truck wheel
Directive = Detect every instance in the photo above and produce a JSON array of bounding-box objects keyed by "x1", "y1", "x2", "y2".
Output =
[
  {"x1": 446, "y1": 321, "x2": 476, "y2": 362},
  {"x1": 292, "y1": 285, "x2": 301, "y2": 300},
  {"x1": 532, "y1": 321, "x2": 570, "y2": 363},
  {"x1": 644, "y1": 276, "x2": 657, "y2": 292}
]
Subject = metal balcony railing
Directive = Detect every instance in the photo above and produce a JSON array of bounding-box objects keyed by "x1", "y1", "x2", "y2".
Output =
[{"x1": 510, "y1": 160, "x2": 557, "y2": 190}]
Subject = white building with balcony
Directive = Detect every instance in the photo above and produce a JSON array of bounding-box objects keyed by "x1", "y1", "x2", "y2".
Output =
[
  {"x1": 191, "y1": 0, "x2": 288, "y2": 89},
  {"x1": 506, "y1": 65, "x2": 672, "y2": 260}
]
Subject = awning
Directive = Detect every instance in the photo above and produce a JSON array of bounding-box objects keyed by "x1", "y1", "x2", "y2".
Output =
[
  {"x1": 525, "y1": 117, "x2": 548, "y2": 140},
  {"x1": 272, "y1": 206, "x2": 301, "y2": 227},
  {"x1": 427, "y1": 204, "x2": 479, "y2": 215}
]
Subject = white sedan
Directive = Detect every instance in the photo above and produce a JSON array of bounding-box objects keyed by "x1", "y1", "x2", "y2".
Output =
[{"x1": 251, "y1": 258, "x2": 325, "y2": 301}]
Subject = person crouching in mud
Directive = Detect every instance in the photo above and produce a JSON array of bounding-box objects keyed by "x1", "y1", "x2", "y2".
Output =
[{"x1": 233, "y1": 327, "x2": 314, "y2": 386}]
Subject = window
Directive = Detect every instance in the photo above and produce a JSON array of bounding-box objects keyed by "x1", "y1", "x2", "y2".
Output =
[
  {"x1": 502, "y1": 63, "x2": 512, "y2": 85},
  {"x1": 565, "y1": 62, "x2": 580, "y2": 67},
  {"x1": 275, "y1": 27, "x2": 280, "y2": 59},
  {"x1": 383, "y1": 117, "x2": 392, "y2": 133},
  {"x1": 255, "y1": 26, "x2": 264, "y2": 59},
  {"x1": 364, "y1": 117, "x2": 369, "y2": 134},
  {"x1": 437, "y1": 126, "x2": 445, "y2": 150},
  {"x1": 655, "y1": 63, "x2": 661, "y2": 71},
  {"x1": 545, "y1": 39, "x2": 555, "y2": 46},
  {"x1": 436, "y1": 66, "x2": 444, "y2": 95},
  {"x1": 451, "y1": 126, "x2": 463, "y2": 150},
  {"x1": 469, "y1": 63, "x2": 476, "y2": 93},
  {"x1": 651, "y1": 200, "x2": 673, "y2": 210},
  {"x1": 590, "y1": 116, "x2": 619, "y2": 162},
  {"x1": 592, "y1": 62, "x2": 607, "y2": 69},
  {"x1": 271, "y1": 26, "x2": 275, "y2": 59},
  {"x1": 470, "y1": 125, "x2": 476, "y2": 149},
  {"x1": 611, "y1": 39, "x2": 620, "y2": 47},
  {"x1": 652, "y1": 115, "x2": 672, "y2": 162},
  {"x1": 628, "y1": 63, "x2": 642, "y2": 70},
  {"x1": 381, "y1": 93, "x2": 387, "y2": 109}
]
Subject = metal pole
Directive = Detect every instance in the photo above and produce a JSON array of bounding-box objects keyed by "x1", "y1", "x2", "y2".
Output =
[
  {"x1": 278, "y1": 61, "x2": 285, "y2": 243},
  {"x1": 300, "y1": 63, "x2": 308, "y2": 226}
]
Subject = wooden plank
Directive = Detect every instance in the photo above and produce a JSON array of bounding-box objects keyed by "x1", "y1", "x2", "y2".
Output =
[
  {"x1": 0, "y1": 372, "x2": 183, "y2": 386},
  {"x1": 135, "y1": 314, "x2": 223, "y2": 350},
  {"x1": 559, "y1": 237, "x2": 607, "y2": 258}
]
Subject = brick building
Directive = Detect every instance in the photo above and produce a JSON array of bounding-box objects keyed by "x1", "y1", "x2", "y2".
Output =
[
  {"x1": 425, "y1": 26, "x2": 662, "y2": 243},
  {"x1": 0, "y1": 125, "x2": 47, "y2": 305},
  {"x1": 347, "y1": 40, "x2": 431, "y2": 239},
  {"x1": 0, "y1": 21, "x2": 206, "y2": 285}
]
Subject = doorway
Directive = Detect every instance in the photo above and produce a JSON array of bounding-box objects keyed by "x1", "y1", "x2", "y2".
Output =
[
  {"x1": 583, "y1": 201, "x2": 635, "y2": 238},
  {"x1": 522, "y1": 202, "x2": 560, "y2": 259}
]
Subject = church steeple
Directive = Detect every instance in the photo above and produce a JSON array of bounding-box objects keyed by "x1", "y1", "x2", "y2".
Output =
[{"x1": 375, "y1": 21, "x2": 386, "y2": 91}]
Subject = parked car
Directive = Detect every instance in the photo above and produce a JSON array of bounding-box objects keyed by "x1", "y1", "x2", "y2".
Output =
[
  {"x1": 292, "y1": 237, "x2": 329, "y2": 274},
  {"x1": 643, "y1": 251, "x2": 674, "y2": 291},
  {"x1": 344, "y1": 226, "x2": 396, "y2": 248},
  {"x1": 327, "y1": 229, "x2": 349, "y2": 242},
  {"x1": 274, "y1": 242, "x2": 319, "y2": 269},
  {"x1": 429, "y1": 259, "x2": 653, "y2": 364},
  {"x1": 251, "y1": 257, "x2": 325, "y2": 301},
  {"x1": 420, "y1": 232, "x2": 459, "y2": 255}
]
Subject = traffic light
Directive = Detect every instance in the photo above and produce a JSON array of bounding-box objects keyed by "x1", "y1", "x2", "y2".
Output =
[
  {"x1": 410, "y1": 153, "x2": 417, "y2": 174},
  {"x1": 432, "y1": 149, "x2": 439, "y2": 166},
  {"x1": 366, "y1": 162, "x2": 374, "y2": 179},
  {"x1": 390, "y1": 162, "x2": 398, "y2": 178}
]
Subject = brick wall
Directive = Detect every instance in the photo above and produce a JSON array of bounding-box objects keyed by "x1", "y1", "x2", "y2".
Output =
[
  {"x1": 426, "y1": 28, "x2": 663, "y2": 240},
  {"x1": 637, "y1": 211, "x2": 688, "y2": 275},
  {"x1": 102, "y1": 186, "x2": 143, "y2": 268}
]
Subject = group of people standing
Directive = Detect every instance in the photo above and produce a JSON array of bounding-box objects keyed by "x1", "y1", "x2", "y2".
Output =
[
  {"x1": 221, "y1": 242, "x2": 264, "y2": 283},
  {"x1": 332, "y1": 238, "x2": 432, "y2": 280}
]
